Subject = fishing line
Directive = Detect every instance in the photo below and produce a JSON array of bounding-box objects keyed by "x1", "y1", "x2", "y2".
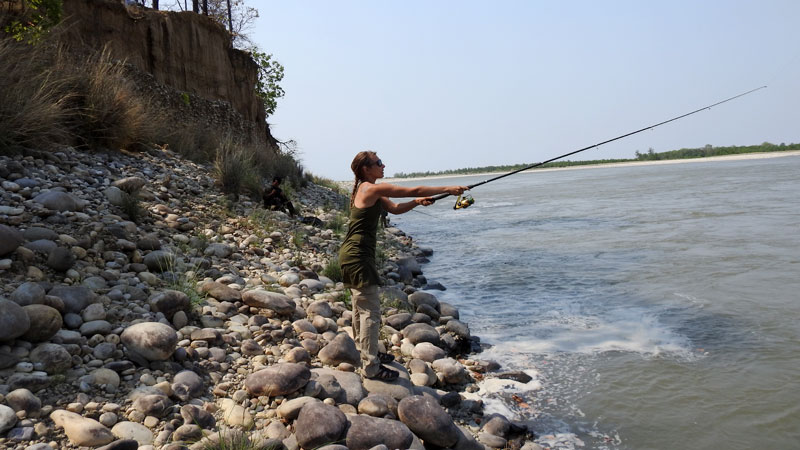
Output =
[{"x1": 430, "y1": 86, "x2": 767, "y2": 207}]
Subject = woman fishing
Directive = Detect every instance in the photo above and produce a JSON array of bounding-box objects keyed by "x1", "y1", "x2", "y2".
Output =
[{"x1": 339, "y1": 151, "x2": 467, "y2": 380}]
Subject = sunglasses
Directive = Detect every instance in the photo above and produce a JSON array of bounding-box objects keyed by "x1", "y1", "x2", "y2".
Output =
[{"x1": 369, "y1": 159, "x2": 384, "y2": 167}]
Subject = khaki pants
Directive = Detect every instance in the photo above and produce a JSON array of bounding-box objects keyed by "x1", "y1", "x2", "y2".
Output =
[{"x1": 351, "y1": 285, "x2": 381, "y2": 377}]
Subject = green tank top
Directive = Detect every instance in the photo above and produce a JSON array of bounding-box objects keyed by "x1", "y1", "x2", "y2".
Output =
[{"x1": 339, "y1": 200, "x2": 383, "y2": 288}]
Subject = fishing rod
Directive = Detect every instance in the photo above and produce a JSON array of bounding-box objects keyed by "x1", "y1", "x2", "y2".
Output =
[{"x1": 431, "y1": 85, "x2": 767, "y2": 209}]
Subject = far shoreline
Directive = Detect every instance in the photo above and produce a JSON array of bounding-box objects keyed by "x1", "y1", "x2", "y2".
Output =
[{"x1": 382, "y1": 150, "x2": 800, "y2": 183}]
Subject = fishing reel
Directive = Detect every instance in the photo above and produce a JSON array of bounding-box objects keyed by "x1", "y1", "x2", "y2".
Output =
[{"x1": 453, "y1": 194, "x2": 475, "y2": 210}]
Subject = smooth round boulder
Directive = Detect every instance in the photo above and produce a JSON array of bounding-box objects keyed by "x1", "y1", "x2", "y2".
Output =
[
  {"x1": 171, "y1": 370, "x2": 204, "y2": 401},
  {"x1": 307, "y1": 300, "x2": 333, "y2": 318},
  {"x1": 5, "y1": 389, "x2": 41, "y2": 417},
  {"x1": 295, "y1": 402, "x2": 347, "y2": 450},
  {"x1": 113, "y1": 176, "x2": 147, "y2": 193},
  {"x1": 439, "y1": 302, "x2": 460, "y2": 319},
  {"x1": 357, "y1": 394, "x2": 398, "y2": 418},
  {"x1": 445, "y1": 319, "x2": 470, "y2": 339},
  {"x1": 398, "y1": 395, "x2": 460, "y2": 448},
  {"x1": 50, "y1": 409, "x2": 114, "y2": 446},
  {"x1": 402, "y1": 322, "x2": 440, "y2": 345},
  {"x1": 241, "y1": 290, "x2": 296, "y2": 315},
  {"x1": 111, "y1": 421, "x2": 154, "y2": 445},
  {"x1": 0, "y1": 224, "x2": 24, "y2": 256},
  {"x1": 408, "y1": 291, "x2": 440, "y2": 311},
  {"x1": 21, "y1": 304, "x2": 62, "y2": 342},
  {"x1": 142, "y1": 250, "x2": 176, "y2": 273},
  {"x1": 47, "y1": 247, "x2": 75, "y2": 271},
  {"x1": 148, "y1": 290, "x2": 190, "y2": 319},
  {"x1": 386, "y1": 313, "x2": 412, "y2": 330},
  {"x1": 0, "y1": 299, "x2": 31, "y2": 341},
  {"x1": 411, "y1": 342, "x2": 446, "y2": 362},
  {"x1": 33, "y1": 191, "x2": 82, "y2": 211},
  {"x1": 245, "y1": 363, "x2": 310, "y2": 397},
  {"x1": 10, "y1": 282, "x2": 46, "y2": 306},
  {"x1": 346, "y1": 414, "x2": 414, "y2": 450},
  {"x1": 47, "y1": 285, "x2": 97, "y2": 315},
  {"x1": 318, "y1": 333, "x2": 360, "y2": 367},
  {"x1": 180, "y1": 404, "x2": 216, "y2": 429},
  {"x1": 199, "y1": 281, "x2": 241, "y2": 302},
  {"x1": 29, "y1": 343, "x2": 72, "y2": 374},
  {"x1": 0, "y1": 404, "x2": 17, "y2": 434},
  {"x1": 132, "y1": 394, "x2": 172, "y2": 418},
  {"x1": 121, "y1": 322, "x2": 178, "y2": 362}
]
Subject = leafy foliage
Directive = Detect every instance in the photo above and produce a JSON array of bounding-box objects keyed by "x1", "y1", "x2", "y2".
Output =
[
  {"x1": 250, "y1": 48, "x2": 285, "y2": 117},
  {"x1": 2, "y1": 0, "x2": 62, "y2": 44}
]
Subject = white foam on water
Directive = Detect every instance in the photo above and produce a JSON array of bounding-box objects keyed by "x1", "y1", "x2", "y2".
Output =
[
  {"x1": 461, "y1": 370, "x2": 542, "y2": 419},
  {"x1": 482, "y1": 309, "x2": 694, "y2": 358}
]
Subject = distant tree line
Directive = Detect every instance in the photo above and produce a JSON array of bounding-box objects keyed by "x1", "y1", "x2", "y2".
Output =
[{"x1": 392, "y1": 142, "x2": 800, "y2": 178}]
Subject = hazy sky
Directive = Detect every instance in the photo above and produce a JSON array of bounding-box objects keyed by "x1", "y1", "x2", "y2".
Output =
[{"x1": 251, "y1": 1, "x2": 799, "y2": 180}]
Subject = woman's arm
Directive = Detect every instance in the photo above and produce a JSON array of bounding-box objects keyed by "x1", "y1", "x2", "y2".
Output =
[
  {"x1": 359, "y1": 182, "x2": 466, "y2": 205},
  {"x1": 380, "y1": 196, "x2": 435, "y2": 215}
]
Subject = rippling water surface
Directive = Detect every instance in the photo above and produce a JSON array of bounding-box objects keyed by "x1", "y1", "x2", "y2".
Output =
[{"x1": 393, "y1": 156, "x2": 800, "y2": 449}]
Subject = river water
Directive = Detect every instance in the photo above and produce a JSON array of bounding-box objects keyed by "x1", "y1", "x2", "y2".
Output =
[{"x1": 392, "y1": 155, "x2": 800, "y2": 449}]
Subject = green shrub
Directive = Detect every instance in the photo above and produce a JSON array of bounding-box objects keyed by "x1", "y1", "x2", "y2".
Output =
[
  {"x1": 322, "y1": 257, "x2": 342, "y2": 282},
  {"x1": 119, "y1": 191, "x2": 143, "y2": 223}
]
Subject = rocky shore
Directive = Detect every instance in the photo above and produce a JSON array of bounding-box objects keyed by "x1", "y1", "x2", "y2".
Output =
[{"x1": 0, "y1": 147, "x2": 541, "y2": 450}]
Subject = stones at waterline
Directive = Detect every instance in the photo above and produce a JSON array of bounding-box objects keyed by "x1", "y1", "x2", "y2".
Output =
[
  {"x1": 455, "y1": 424, "x2": 486, "y2": 450},
  {"x1": 440, "y1": 302, "x2": 460, "y2": 319},
  {"x1": 10, "y1": 282, "x2": 46, "y2": 306},
  {"x1": 0, "y1": 404, "x2": 19, "y2": 433},
  {"x1": 0, "y1": 224, "x2": 24, "y2": 255},
  {"x1": 142, "y1": 250, "x2": 176, "y2": 272},
  {"x1": 21, "y1": 304, "x2": 62, "y2": 342},
  {"x1": 245, "y1": 363, "x2": 311, "y2": 397},
  {"x1": 148, "y1": 290, "x2": 190, "y2": 320},
  {"x1": 132, "y1": 394, "x2": 172, "y2": 418},
  {"x1": 112, "y1": 176, "x2": 147, "y2": 193},
  {"x1": 33, "y1": 191, "x2": 83, "y2": 211},
  {"x1": 386, "y1": 312, "x2": 412, "y2": 330},
  {"x1": 346, "y1": 414, "x2": 414, "y2": 450},
  {"x1": 50, "y1": 409, "x2": 115, "y2": 446},
  {"x1": 180, "y1": 404, "x2": 215, "y2": 429},
  {"x1": 241, "y1": 290, "x2": 296, "y2": 316},
  {"x1": 29, "y1": 343, "x2": 72, "y2": 374},
  {"x1": 408, "y1": 291, "x2": 440, "y2": 312},
  {"x1": 432, "y1": 358, "x2": 469, "y2": 385},
  {"x1": 294, "y1": 402, "x2": 348, "y2": 450},
  {"x1": 402, "y1": 322, "x2": 440, "y2": 345},
  {"x1": 47, "y1": 247, "x2": 76, "y2": 271},
  {"x1": 171, "y1": 370, "x2": 204, "y2": 401},
  {"x1": 121, "y1": 322, "x2": 178, "y2": 362},
  {"x1": 5, "y1": 388, "x2": 42, "y2": 417},
  {"x1": 111, "y1": 421, "x2": 154, "y2": 445},
  {"x1": 411, "y1": 342, "x2": 446, "y2": 363},
  {"x1": 318, "y1": 332, "x2": 360, "y2": 366},
  {"x1": 396, "y1": 256, "x2": 423, "y2": 276},
  {"x1": 357, "y1": 393, "x2": 398, "y2": 418},
  {"x1": 198, "y1": 281, "x2": 242, "y2": 302},
  {"x1": 445, "y1": 319, "x2": 471, "y2": 339},
  {"x1": 0, "y1": 299, "x2": 31, "y2": 341},
  {"x1": 311, "y1": 368, "x2": 367, "y2": 406},
  {"x1": 397, "y1": 395, "x2": 460, "y2": 448},
  {"x1": 48, "y1": 285, "x2": 98, "y2": 314}
]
